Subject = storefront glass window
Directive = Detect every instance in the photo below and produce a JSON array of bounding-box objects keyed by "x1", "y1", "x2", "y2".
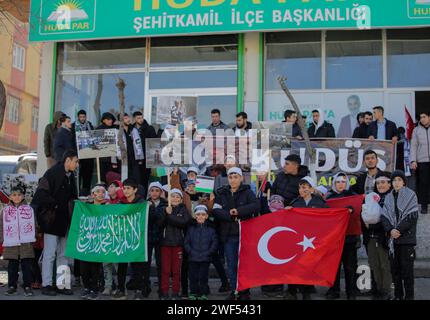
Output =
[
  {"x1": 387, "y1": 28, "x2": 430, "y2": 88},
  {"x1": 326, "y1": 30, "x2": 383, "y2": 89},
  {"x1": 265, "y1": 31, "x2": 321, "y2": 90}
]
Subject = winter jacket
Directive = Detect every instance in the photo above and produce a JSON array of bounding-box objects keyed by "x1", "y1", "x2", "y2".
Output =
[
  {"x1": 158, "y1": 203, "x2": 191, "y2": 247},
  {"x1": 352, "y1": 123, "x2": 371, "y2": 139},
  {"x1": 233, "y1": 122, "x2": 253, "y2": 136},
  {"x1": 43, "y1": 111, "x2": 64, "y2": 158},
  {"x1": 207, "y1": 121, "x2": 230, "y2": 136},
  {"x1": 184, "y1": 221, "x2": 218, "y2": 262},
  {"x1": 135, "y1": 120, "x2": 157, "y2": 154},
  {"x1": 290, "y1": 194, "x2": 328, "y2": 208},
  {"x1": 31, "y1": 162, "x2": 77, "y2": 237},
  {"x1": 0, "y1": 203, "x2": 35, "y2": 260},
  {"x1": 53, "y1": 127, "x2": 75, "y2": 162},
  {"x1": 362, "y1": 191, "x2": 389, "y2": 249},
  {"x1": 148, "y1": 198, "x2": 167, "y2": 245},
  {"x1": 271, "y1": 165, "x2": 309, "y2": 205},
  {"x1": 308, "y1": 121, "x2": 335, "y2": 138},
  {"x1": 369, "y1": 119, "x2": 398, "y2": 140},
  {"x1": 352, "y1": 169, "x2": 382, "y2": 195},
  {"x1": 410, "y1": 123, "x2": 430, "y2": 163},
  {"x1": 96, "y1": 123, "x2": 119, "y2": 164},
  {"x1": 381, "y1": 189, "x2": 418, "y2": 246},
  {"x1": 212, "y1": 184, "x2": 260, "y2": 243}
]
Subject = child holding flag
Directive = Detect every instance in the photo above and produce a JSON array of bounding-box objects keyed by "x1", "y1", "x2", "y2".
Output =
[
  {"x1": 0, "y1": 186, "x2": 36, "y2": 297},
  {"x1": 80, "y1": 184, "x2": 106, "y2": 300}
]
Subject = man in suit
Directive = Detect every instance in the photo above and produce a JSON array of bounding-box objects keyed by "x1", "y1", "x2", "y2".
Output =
[
  {"x1": 369, "y1": 106, "x2": 398, "y2": 144},
  {"x1": 337, "y1": 95, "x2": 362, "y2": 138}
]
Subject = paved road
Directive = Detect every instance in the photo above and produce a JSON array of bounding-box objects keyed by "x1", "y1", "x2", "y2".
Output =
[{"x1": 0, "y1": 271, "x2": 429, "y2": 300}]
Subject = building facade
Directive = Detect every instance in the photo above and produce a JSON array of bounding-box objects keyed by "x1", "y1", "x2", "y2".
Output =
[{"x1": 30, "y1": 0, "x2": 430, "y2": 175}]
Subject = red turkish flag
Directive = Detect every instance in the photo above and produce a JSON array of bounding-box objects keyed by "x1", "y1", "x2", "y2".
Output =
[
  {"x1": 326, "y1": 195, "x2": 365, "y2": 236},
  {"x1": 237, "y1": 208, "x2": 350, "y2": 291}
]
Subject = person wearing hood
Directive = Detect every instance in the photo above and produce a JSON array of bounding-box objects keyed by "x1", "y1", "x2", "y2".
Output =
[
  {"x1": 213, "y1": 167, "x2": 260, "y2": 300},
  {"x1": 133, "y1": 111, "x2": 157, "y2": 197},
  {"x1": 72, "y1": 110, "x2": 95, "y2": 196},
  {"x1": 410, "y1": 111, "x2": 430, "y2": 214},
  {"x1": 207, "y1": 109, "x2": 230, "y2": 136},
  {"x1": 272, "y1": 154, "x2": 309, "y2": 206},
  {"x1": 233, "y1": 112, "x2": 253, "y2": 137},
  {"x1": 96, "y1": 112, "x2": 119, "y2": 183},
  {"x1": 53, "y1": 116, "x2": 75, "y2": 162},
  {"x1": 362, "y1": 171, "x2": 392, "y2": 300},
  {"x1": 307, "y1": 109, "x2": 335, "y2": 138},
  {"x1": 381, "y1": 171, "x2": 418, "y2": 300},
  {"x1": 44, "y1": 111, "x2": 66, "y2": 168},
  {"x1": 286, "y1": 177, "x2": 327, "y2": 300},
  {"x1": 325, "y1": 172, "x2": 359, "y2": 300}
]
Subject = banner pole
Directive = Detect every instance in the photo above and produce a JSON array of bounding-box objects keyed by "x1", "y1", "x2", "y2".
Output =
[
  {"x1": 267, "y1": 150, "x2": 272, "y2": 199},
  {"x1": 96, "y1": 157, "x2": 101, "y2": 183},
  {"x1": 167, "y1": 167, "x2": 171, "y2": 207}
]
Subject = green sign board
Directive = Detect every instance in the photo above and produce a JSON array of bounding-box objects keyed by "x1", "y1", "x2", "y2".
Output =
[
  {"x1": 65, "y1": 201, "x2": 148, "y2": 263},
  {"x1": 29, "y1": 0, "x2": 430, "y2": 42}
]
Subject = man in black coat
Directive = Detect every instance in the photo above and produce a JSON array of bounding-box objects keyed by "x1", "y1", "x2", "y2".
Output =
[
  {"x1": 213, "y1": 167, "x2": 260, "y2": 300},
  {"x1": 307, "y1": 110, "x2": 335, "y2": 138},
  {"x1": 271, "y1": 154, "x2": 309, "y2": 206},
  {"x1": 96, "y1": 112, "x2": 119, "y2": 183},
  {"x1": 53, "y1": 116, "x2": 75, "y2": 162},
  {"x1": 353, "y1": 111, "x2": 373, "y2": 139},
  {"x1": 133, "y1": 111, "x2": 157, "y2": 196},
  {"x1": 31, "y1": 150, "x2": 79, "y2": 296},
  {"x1": 369, "y1": 106, "x2": 398, "y2": 143}
]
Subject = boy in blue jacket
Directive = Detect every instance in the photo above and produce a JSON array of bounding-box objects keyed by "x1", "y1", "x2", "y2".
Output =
[{"x1": 184, "y1": 205, "x2": 218, "y2": 300}]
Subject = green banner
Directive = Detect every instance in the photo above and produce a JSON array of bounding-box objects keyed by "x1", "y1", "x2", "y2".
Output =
[
  {"x1": 65, "y1": 201, "x2": 148, "y2": 263},
  {"x1": 29, "y1": 0, "x2": 430, "y2": 42}
]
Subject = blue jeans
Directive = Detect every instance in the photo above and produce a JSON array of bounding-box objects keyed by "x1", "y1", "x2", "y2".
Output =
[{"x1": 224, "y1": 237, "x2": 239, "y2": 291}]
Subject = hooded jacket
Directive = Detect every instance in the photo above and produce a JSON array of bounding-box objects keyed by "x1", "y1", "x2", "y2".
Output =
[
  {"x1": 410, "y1": 122, "x2": 430, "y2": 163},
  {"x1": 44, "y1": 111, "x2": 64, "y2": 158},
  {"x1": 108, "y1": 180, "x2": 125, "y2": 204},
  {"x1": 158, "y1": 203, "x2": 191, "y2": 247},
  {"x1": 271, "y1": 165, "x2": 309, "y2": 206},
  {"x1": 184, "y1": 221, "x2": 218, "y2": 262},
  {"x1": 148, "y1": 197, "x2": 167, "y2": 244},
  {"x1": 212, "y1": 184, "x2": 260, "y2": 243},
  {"x1": 307, "y1": 110, "x2": 335, "y2": 138}
]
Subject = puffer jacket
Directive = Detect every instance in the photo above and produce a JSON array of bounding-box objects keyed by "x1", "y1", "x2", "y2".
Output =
[
  {"x1": 271, "y1": 165, "x2": 309, "y2": 205},
  {"x1": 212, "y1": 184, "x2": 260, "y2": 243},
  {"x1": 158, "y1": 203, "x2": 191, "y2": 247},
  {"x1": 410, "y1": 123, "x2": 430, "y2": 163},
  {"x1": 184, "y1": 221, "x2": 218, "y2": 262},
  {"x1": 148, "y1": 198, "x2": 167, "y2": 244}
]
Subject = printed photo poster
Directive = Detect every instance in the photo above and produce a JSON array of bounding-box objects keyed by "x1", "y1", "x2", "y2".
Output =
[
  {"x1": 156, "y1": 96, "x2": 197, "y2": 125},
  {"x1": 2, "y1": 174, "x2": 39, "y2": 202},
  {"x1": 76, "y1": 129, "x2": 118, "y2": 159}
]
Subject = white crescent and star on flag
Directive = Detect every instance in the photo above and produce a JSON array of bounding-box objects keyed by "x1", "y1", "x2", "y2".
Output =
[{"x1": 257, "y1": 226, "x2": 317, "y2": 265}]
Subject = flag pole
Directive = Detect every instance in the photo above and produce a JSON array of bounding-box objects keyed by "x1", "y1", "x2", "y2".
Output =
[
  {"x1": 96, "y1": 157, "x2": 101, "y2": 184},
  {"x1": 167, "y1": 167, "x2": 171, "y2": 207}
]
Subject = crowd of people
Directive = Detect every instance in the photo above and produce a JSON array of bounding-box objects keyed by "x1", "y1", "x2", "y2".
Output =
[{"x1": 0, "y1": 105, "x2": 429, "y2": 301}]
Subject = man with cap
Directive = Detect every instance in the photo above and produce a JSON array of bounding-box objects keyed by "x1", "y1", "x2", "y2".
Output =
[
  {"x1": 272, "y1": 154, "x2": 309, "y2": 206},
  {"x1": 96, "y1": 112, "x2": 119, "y2": 183},
  {"x1": 72, "y1": 110, "x2": 94, "y2": 196},
  {"x1": 144, "y1": 181, "x2": 167, "y2": 298},
  {"x1": 184, "y1": 205, "x2": 218, "y2": 300},
  {"x1": 213, "y1": 167, "x2": 260, "y2": 300}
]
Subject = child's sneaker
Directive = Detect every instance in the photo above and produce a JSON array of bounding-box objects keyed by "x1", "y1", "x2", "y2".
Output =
[
  {"x1": 112, "y1": 290, "x2": 127, "y2": 300},
  {"x1": 199, "y1": 295, "x2": 208, "y2": 300},
  {"x1": 171, "y1": 294, "x2": 182, "y2": 300},
  {"x1": 87, "y1": 291, "x2": 99, "y2": 300},
  {"x1": 160, "y1": 294, "x2": 170, "y2": 300},
  {"x1": 81, "y1": 288, "x2": 91, "y2": 299},
  {"x1": 24, "y1": 287, "x2": 34, "y2": 297},
  {"x1": 133, "y1": 290, "x2": 145, "y2": 300},
  {"x1": 5, "y1": 287, "x2": 17, "y2": 296},
  {"x1": 188, "y1": 294, "x2": 198, "y2": 300},
  {"x1": 31, "y1": 282, "x2": 42, "y2": 290}
]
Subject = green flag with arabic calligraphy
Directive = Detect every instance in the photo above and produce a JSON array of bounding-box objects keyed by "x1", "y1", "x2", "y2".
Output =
[{"x1": 65, "y1": 201, "x2": 148, "y2": 263}]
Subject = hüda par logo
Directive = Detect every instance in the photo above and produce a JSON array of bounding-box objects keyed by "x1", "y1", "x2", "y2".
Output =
[
  {"x1": 408, "y1": 0, "x2": 430, "y2": 18},
  {"x1": 41, "y1": 0, "x2": 96, "y2": 34}
]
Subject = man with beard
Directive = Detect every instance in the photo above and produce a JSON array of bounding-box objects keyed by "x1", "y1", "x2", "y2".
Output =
[{"x1": 353, "y1": 111, "x2": 373, "y2": 139}]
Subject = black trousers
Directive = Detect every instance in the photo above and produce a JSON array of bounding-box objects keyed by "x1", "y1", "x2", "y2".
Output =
[
  {"x1": 211, "y1": 250, "x2": 228, "y2": 286},
  {"x1": 130, "y1": 262, "x2": 146, "y2": 291},
  {"x1": 390, "y1": 245, "x2": 415, "y2": 300},
  {"x1": 117, "y1": 263, "x2": 129, "y2": 292},
  {"x1": 81, "y1": 261, "x2": 102, "y2": 292},
  {"x1": 32, "y1": 248, "x2": 42, "y2": 284},
  {"x1": 141, "y1": 166, "x2": 152, "y2": 199},
  {"x1": 288, "y1": 285, "x2": 313, "y2": 295},
  {"x1": 330, "y1": 242, "x2": 358, "y2": 297},
  {"x1": 128, "y1": 161, "x2": 143, "y2": 185},
  {"x1": 189, "y1": 262, "x2": 210, "y2": 296},
  {"x1": 416, "y1": 162, "x2": 430, "y2": 206},
  {"x1": 79, "y1": 159, "x2": 94, "y2": 196},
  {"x1": 143, "y1": 242, "x2": 161, "y2": 291},
  {"x1": 74, "y1": 259, "x2": 81, "y2": 278},
  {"x1": 8, "y1": 258, "x2": 33, "y2": 288}
]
